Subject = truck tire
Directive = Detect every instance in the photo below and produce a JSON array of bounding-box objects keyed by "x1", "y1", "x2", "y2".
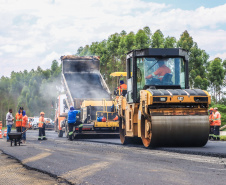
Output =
[{"x1": 58, "y1": 130, "x2": 63, "y2": 137}]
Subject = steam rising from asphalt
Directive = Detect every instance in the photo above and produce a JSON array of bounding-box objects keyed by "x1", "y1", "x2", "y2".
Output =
[{"x1": 40, "y1": 79, "x2": 63, "y2": 100}]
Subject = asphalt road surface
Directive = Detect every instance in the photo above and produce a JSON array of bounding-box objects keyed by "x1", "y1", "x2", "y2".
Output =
[
  {"x1": 0, "y1": 151, "x2": 64, "y2": 185},
  {"x1": 0, "y1": 130, "x2": 226, "y2": 185}
]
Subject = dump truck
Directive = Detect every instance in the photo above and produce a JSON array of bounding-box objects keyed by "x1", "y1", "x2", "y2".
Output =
[
  {"x1": 115, "y1": 48, "x2": 211, "y2": 147},
  {"x1": 55, "y1": 56, "x2": 118, "y2": 138}
]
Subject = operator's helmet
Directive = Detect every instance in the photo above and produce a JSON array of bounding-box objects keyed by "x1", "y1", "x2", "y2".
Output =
[
  {"x1": 209, "y1": 107, "x2": 213, "y2": 111},
  {"x1": 214, "y1": 107, "x2": 218, "y2": 110},
  {"x1": 40, "y1": 112, "x2": 45, "y2": 115}
]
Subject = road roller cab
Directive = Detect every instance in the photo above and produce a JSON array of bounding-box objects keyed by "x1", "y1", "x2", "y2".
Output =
[{"x1": 117, "y1": 48, "x2": 211, "y2": 148}]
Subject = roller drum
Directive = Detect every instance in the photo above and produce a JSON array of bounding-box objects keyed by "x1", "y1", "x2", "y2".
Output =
[{"x1": 150, "y1": 115, "x2": 209, "y2": 147}]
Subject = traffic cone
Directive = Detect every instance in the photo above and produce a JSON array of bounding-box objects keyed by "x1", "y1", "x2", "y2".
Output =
[
  {"x1": 0, "y1": 130, "x2": 2, "y2": 139},
  {"x1": 3, "y1": 129, "x2": 7, "y2": 137}
]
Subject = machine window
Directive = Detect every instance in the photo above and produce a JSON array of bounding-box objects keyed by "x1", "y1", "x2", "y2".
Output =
[{"x1": 136, "y1": 57, "x2": 185, "y2": 91}]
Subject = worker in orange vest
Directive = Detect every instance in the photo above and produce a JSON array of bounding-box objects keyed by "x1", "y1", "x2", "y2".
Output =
[
  {"x1": 208, "y1": 107, "x2": 214, "y2": 140},
  {"x1": 118, "y1": 80, "x2": 127, "y2": 96},
  {"x1": 145, "y1": 60, "x2": 171, "y2": 81},
  {"x1": 38, "y1": 112, "x2": 47, "y2": 140},
  {"x1": 15, "y1": 107, "x2": 23, "y2": 133},
  {"x1": 22, "y1": 110, "x2": 28, "y2": 144},
  {"x1": 213, "y1": 107, "x2": 221, "y2": 140}
]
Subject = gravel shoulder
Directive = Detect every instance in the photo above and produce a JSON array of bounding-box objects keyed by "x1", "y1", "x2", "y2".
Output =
[{"x1": 0, "y1": 151, "x2": 69, "y2": 185}]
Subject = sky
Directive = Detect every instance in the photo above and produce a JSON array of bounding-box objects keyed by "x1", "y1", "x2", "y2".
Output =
[{"x1": 0, "y1": 0, "x2": 226, "y2": 77}]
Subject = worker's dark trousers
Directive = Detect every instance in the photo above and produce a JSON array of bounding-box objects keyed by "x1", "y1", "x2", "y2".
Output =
[
  {"x1": 38, "y1": 127, "x2": 46, "y2": 139},
  {"x1": 68, "y1": 121, "x2": 82, "y2": 140},
  {"x1": 16, "y1": 127, "x2": 22, "y2": 132},
  {"x1": 209, "y1": 126, "x2": 214, "y2": 139},
  {"x1": 68, "y1": 123, "x2": 74, "y2": 140},
  {"x1": 214, "y1": 126, "x2": 220, "y2": 140},
  {"x1": 16, "y1": 127, "x2": 22, "y2": 142}
]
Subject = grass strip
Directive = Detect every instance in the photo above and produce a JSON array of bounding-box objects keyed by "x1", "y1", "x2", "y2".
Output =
[{"x1": 220, "y1": 135, "x2": 226, "y2": 141}]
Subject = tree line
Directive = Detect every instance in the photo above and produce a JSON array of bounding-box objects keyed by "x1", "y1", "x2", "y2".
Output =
[
  {"x1": 0, "y1": 27, "x2": 225, "y2": 127},
  {"x1": 0, "y1": 61, "x2": 61, "y2": 126},
  {"x1": 76, "y1": 27, "x2": 226, "y2": 126}
]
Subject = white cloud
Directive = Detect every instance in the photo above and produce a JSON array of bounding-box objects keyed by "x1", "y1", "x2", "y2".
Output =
[
  {"x1": 191, "y1": 29, "x2": 226, "y2": 53},
  {"x1": 211, "y1": 52, "x2": 226, "y2": 61},
  {"x1": 0, "y1": 0, "x2": 226, "y2": 77},
  {"x1": 0, "y1": 44, "x2": 20, "y2": 53},
  {"x1": 41, "y1": 51, "x2": 60, "y2": 67}
]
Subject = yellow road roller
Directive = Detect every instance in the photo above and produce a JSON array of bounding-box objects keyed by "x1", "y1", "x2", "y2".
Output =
[{"x1": 115, "y1": 48, "x2": 211, "y2": 148}]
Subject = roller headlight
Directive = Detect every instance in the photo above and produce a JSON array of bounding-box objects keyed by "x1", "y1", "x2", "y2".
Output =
[
  {"x1": 153, "y1": 97, "x2": 167, "y2": 102},
  {"x1": 178, "y1": 97, "x2": 184, "y2": 101},
  {"x1": 194, "y1": 97, "x2": 208, "y2": 102}
]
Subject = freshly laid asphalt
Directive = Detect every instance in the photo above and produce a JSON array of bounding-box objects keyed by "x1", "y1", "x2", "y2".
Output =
[
  {"x1": 0, "y1": 130, "x2": 226, "y2": 185},
  {"x1": 80, "y1": 138, "x2": 226, "y2": 158}
]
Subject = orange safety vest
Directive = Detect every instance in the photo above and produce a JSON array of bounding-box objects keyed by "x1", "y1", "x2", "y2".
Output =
[
  {"x1": 15, "y1": 113, "x2": 23, "y2": 127},
  {"x1": 118, "y1": 84, "x2": 127, "y2": 94},
  {"x1": 153, "y1": 65, "x2": 171, "y2": 81},
  {"x1": 209, "y1": 114, "x2": 214, "y2": 126},
  {"x1": 22, "y1": 115, "x2": 28, "y2": 127},
  {"x1": 120, "y1": 84, "x2": 127, "y2": 90},
  {"x1": 214, "y1": 111, "x2": 221, "y2": 126},
  {"x1": 38, "y1": 116, "x2": 45, "y2": 128}
]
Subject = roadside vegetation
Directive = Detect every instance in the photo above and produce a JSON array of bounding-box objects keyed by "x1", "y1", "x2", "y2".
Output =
[
  {"x1": 0, "y1": 61, "x2": 61, "y2": 125},
  {"x1": 0, "y1": 27, "x2": 225, "y2": 127},
  {"x1": 76, "y1": 27, "x2": 226, "y2": 127},
  {"x1": 220, "y1": 135, "x2": 226, "y2": 141}
]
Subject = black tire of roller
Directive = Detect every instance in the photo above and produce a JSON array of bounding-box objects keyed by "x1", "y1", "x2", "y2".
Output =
[{"x1": 119, "y1": 117, "x2": 142, "y2": 145}]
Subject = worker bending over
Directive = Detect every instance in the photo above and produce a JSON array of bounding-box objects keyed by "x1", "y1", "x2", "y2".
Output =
[
  {"x1": 68, "y1": 106, "x2": 81, "y2": 141},
  {"x1": 208, "y1": 107, "x2": 214, "y2": 140},
  {"x1": 38, "y1": 112, "x2": 47, "y2": 140},
  {"x1": 213, "y1": 107, "x2": 221, "y2": 140}
]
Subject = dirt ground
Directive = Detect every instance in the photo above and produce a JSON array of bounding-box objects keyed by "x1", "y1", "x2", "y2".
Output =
[{"x1": 0, "y1": 151, "x2": 68, "y2": 185}]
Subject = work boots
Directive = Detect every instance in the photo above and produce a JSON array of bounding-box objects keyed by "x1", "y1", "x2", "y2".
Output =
[{"x1": 42, "y1": 137, "x2": 47, "y2": 140}]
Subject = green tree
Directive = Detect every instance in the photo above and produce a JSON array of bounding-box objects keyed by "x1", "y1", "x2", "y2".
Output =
[
  {"x1": 164, "y1": 36, "x2": 176, "y2": 48},
  {"x1": 177, "y1": 30, "x2": 194, "y2": 51},
  {"x1": 194, "y1": 76, "x2": 208, "y2": 90},
  {"x1": 143, "y1": 26, "x2": 151, "y2": 37},
  {"x1": 51, "y1": 60, "x2": 59, "y2": 73},
  {"x1": 189, "y1": 43, "x2": 209, "y2": 89},
  {"x1": 125, "y1": 31, "x2": 135, "y2": 51},
  {"x1": 89, "y1": 42, "x2": 99, "y2": 55},
  {"x1": 208, "y1": 57, "x2": 225, "y2": 103},
  {"x1": 79, "y1": 45, "x2": 90, "y2": 56},
  {"x1": 135, "y1": 29, "x2": 151, "y2": 49},
  {"x1": 120, "y1": 30, "x2": 127, "y2": 36},
  {"x1": 76, "y1": 46, "x2": 83, "y2": 55},
  {"x1": 151, "y1": 29, "x2": 164, "y2": 48}
]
